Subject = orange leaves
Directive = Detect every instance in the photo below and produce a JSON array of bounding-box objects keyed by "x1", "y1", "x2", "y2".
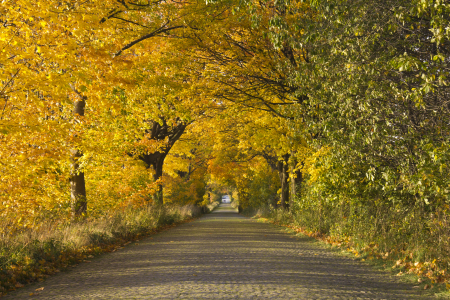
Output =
[
  {"x1": 130, "y1": 134, "x2": 168, "y2": 156},
  {"x1": 119, "y1": 180, "x2": 160, "y2": 208}
]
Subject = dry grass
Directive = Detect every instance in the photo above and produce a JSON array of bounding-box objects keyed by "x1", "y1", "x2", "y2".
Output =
[
  {"x1": 249, "y1": 202, "x2": 450, "y2": 293},
  {"x1": 0, "y1": 204, "x2": 201, "y2": 295}
]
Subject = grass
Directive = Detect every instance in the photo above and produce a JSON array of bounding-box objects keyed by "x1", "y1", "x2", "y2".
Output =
[
  {"x1": 247, "y1": 205, "x2": 450, "y2": 298},
  {"x1": 0, "y1": 204, "x2": 202, "y2": 296}
]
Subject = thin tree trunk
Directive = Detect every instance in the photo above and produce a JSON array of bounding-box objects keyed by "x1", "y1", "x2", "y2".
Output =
[
  {"x1": 289, "y1": 152, "x2": 295, "y2": 207},
  {"x1": 289, "y1": 154, "x2": 304, "y2": 209},
  {"x1": 70, "y1": 97, "x2": 87, "y2": 218},
  {"x1": 294, "y1": 169, "x2": 303, "y2": 196},
  {"x1": 290, "y1": 173, "x2": 295, "y2": 208},
  {"x1": 262, "y1": 152, "x2": 290, "y2": 209},
  {"x1": 280, "y1": 164, "x2": 289, "y2": 210},
  {"x1": 278, "y1": 154, "x2": 290, "y2": 210}
]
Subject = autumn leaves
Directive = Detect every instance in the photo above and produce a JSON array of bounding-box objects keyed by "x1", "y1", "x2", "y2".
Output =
[
  {"x1": 1, "y1": 0, "x2": 190, "y2": 226},
  {"x1": 2, "y1": 2, "x2": 450, "y2": 284},
  {"x1": 0, "y1": 0, "x2": 279, "y2": 226}
]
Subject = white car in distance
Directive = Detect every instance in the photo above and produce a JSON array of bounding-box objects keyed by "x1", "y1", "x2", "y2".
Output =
[{"x1": 221, "y1": 195, "x2": 231, "y2": 203}]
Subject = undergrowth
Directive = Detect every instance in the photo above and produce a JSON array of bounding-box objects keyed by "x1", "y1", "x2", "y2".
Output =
[
  {"x1": 246, "y1": 202, "x2": 450, "y2": 295},
  {"x1": 0, "y1": 204, "x2": 201, "y2": 296}
]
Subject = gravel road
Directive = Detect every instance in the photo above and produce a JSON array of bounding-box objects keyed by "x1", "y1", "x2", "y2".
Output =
[{"x1": 4, "y1": 203, "x2": 433, "y2": 299}]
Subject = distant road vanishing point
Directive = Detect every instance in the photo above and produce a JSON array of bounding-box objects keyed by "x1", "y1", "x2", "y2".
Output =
[{"x1": 4, "y1": 204, "x2": 432, "y2": 299}]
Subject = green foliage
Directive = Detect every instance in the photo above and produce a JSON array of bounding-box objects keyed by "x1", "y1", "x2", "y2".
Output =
[
  {"x1": 246, "y1": 164, "x2": 280, "y2": 208},
  {"x1": 228, "y1": 0, "x2": 450, "y2": 285},
  {"x1": 2, "y1": 0, "x2": 450, "y2": 291}
]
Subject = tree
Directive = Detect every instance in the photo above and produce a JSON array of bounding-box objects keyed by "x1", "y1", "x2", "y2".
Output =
[
  {"x1": 137, "y1": 118, "x2": 187, "y2": 204},
  {"x1": 0, "y1": 0, "x2": 210, "y2": 222},
  {"x1": 69, "y1": 89, "x2": 87, "y2": 217}
]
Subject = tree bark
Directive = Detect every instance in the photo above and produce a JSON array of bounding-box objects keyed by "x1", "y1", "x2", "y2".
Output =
[
  {"x1": 152, "y1": 157, "x2": 164, "y2": 204},
  {"x1": 289, "y1": 154, "x2": 296, "y2": 207},
  {"x1": 262, "y1": 151, "x2": 290, "y2": 209},
  {"x1": 277, "y1": 154, "x2": 290, "y2": 210},
  {"x1": 290, "y1": 168, "x2": 303, "y2": 208},
  {"x1": 137, "y1": 118, "x2": 187, "y2": 205},
  {"x1": 139, "y1": 151, "x2": 165, "y2": 204},
  {"x1": 289, "y1": 152, "x2": 304, "y2": 208},
  {"x1": 70, "y1": 97, "x2": 87, "y2": 218}
]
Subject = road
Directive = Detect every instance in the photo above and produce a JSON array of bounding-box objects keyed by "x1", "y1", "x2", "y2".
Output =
[{"x1": 4, "y1": 204, "x2": 432, "y2": 299}]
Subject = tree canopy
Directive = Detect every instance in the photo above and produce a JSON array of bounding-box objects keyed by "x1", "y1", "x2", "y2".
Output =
[{"x1": 1, "y1": 0, "x2": 450, "y2": 275}]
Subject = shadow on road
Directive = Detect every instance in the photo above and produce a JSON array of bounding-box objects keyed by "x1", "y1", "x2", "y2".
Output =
[
  {"x1": 211, "y1": 203, "x2": 238, "y2": 214},
  {"x1": 4, "y1": 203, "x2": 433, "y2": 299}
]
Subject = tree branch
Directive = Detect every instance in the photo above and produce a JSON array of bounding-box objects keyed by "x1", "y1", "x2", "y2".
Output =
[{"x1": 114, "y1": 24, "x2": 184, "y2": 57}]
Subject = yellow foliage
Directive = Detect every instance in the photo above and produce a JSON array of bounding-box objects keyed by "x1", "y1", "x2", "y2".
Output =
[{"x1": 302, "y1": 146, "x2": 332, "y2": 184}]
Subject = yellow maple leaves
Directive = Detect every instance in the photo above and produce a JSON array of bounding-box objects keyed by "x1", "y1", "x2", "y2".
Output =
[{"x1": 0, "y1": 0, "x2": 314, "y2": 230}]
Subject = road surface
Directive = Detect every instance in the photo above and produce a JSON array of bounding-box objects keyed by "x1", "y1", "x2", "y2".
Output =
[{"x1": 4, "y1": 204, "x2": 432, "y2": 299}]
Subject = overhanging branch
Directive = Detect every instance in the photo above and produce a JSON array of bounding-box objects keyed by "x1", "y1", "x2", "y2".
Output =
[{"x1": 114, "y1": 24, "x2": 184, "y2": 57}]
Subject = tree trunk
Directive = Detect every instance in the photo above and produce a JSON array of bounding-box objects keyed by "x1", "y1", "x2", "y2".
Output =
[
  {"x1": 70, "y1": 97, "x2": 87, "y2": 218},
  {"x1": 290, "y1": 168, "x2": 303, "y2": 207},
  {"x1": 137, "y1": 118, "x2": 187, "y2": 204},
  {"x1": 289, "y1": 151, "x2": 295, "y2": 207},
  {"x1": 277, "y1": 154, "x2": 290, "y2": 210},
  {"x1": 289, "y1": 151, "x2": 304, "y2": 208},
  {"x1": 150, "y1": 154, "x2": 165, "y2": 205},
  {"x1": 290, "y1": 153, "x2": 304, "y2": 209},
  {"x1": 262, "y1": 152, "x2": 290, "y2": 209},
  {"x1": 290, "y1": 172, "x2": 295, "y2": 208}
]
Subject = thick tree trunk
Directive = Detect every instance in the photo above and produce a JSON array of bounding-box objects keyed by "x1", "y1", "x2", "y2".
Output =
[
  {"x1": 137, "y1": 118, "x2": 187, "y2": 204},
  {"x1": 150, "y1": 154, "x2": 165, "y2": 205},
  {"x1": 295, "y1": 169, "x2": 303, "y2": 193},
  {"x1": 70, "y1": 149, "x2": 87, "y2": 216},
  {"x1": 70, "y1": 98, "x2": 87, "y2": 218},
  {"x1": 138, "y1": 152, "x2": 165, "y2": 204}
]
